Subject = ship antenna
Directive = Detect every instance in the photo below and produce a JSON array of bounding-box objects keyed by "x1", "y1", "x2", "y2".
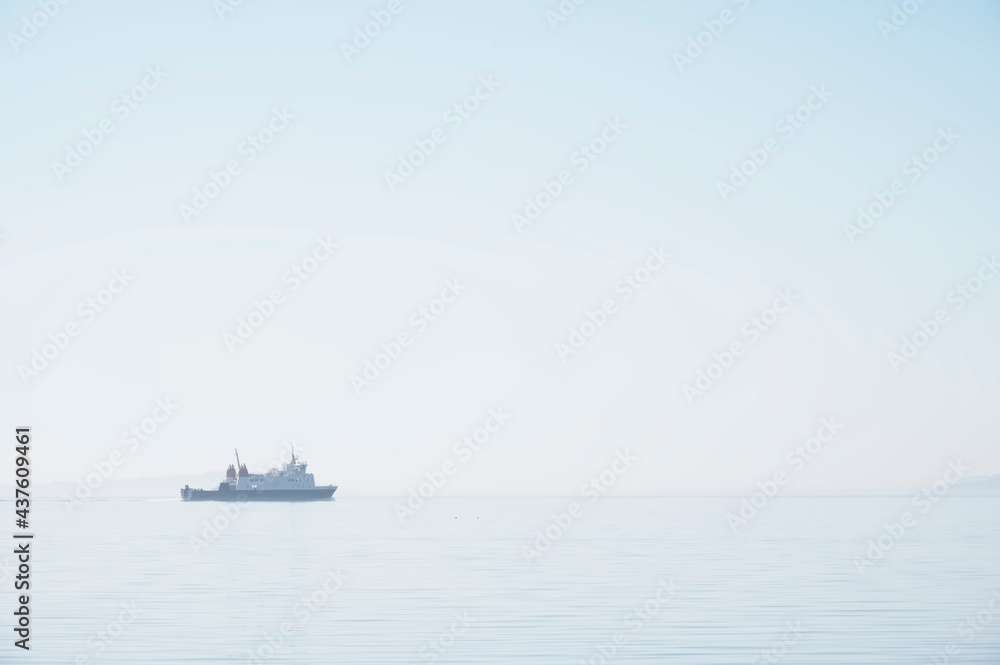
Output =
[
  {"x1": 290, "y1": 443, "x2": 296, "y2": 465},
  {"x1": 235, "y1": 448, "x2": 241, "y2": 470}
]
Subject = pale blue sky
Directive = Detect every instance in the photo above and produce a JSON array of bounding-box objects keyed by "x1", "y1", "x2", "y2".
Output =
[{"x1": 2, "y1": 0, "x2": 999, "y2": 495}]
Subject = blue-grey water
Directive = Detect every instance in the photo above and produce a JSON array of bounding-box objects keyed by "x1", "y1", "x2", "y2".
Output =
[{"x1": 7, "y1": 497, "x2": 1000, "y2": 664}]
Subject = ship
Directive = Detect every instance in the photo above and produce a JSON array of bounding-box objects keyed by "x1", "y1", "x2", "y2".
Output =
[{"x1": 180, "y1": 448, "x2": 337, "y2": 501}]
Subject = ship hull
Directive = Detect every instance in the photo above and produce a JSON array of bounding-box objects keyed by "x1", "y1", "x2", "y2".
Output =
[{"x1": 180, "y1": 486, "x2": 336, "y2": 501}]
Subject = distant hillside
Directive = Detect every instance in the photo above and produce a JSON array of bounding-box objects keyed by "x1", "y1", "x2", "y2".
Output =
[
  {"x1": 951, "y1": 474, "x2": 1000, "y2": 496},
  {"x1": 8, "y1": 473, "x2": 221, "y2": 500}
]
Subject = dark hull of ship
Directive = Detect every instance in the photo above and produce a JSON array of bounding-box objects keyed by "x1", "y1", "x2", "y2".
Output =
[{"x1": 180, "y1": 484, "x2": 336, "y2": 501}]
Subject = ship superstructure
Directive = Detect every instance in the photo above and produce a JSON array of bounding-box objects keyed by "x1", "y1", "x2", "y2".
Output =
[{"x1": 181, "y1": 448, "x2": 336, "y2": 501}]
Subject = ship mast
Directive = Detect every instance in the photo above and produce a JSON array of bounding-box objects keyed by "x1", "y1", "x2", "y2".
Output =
[{"x1": 235, "y1": 448, "x2": 241, "y2": 471}]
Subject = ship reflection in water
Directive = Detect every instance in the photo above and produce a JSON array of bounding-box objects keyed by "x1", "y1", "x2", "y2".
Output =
[{"x1": 181, "y1": 448, "x2": 336, "y2": 501}]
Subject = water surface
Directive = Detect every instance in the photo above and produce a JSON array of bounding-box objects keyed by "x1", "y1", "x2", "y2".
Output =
[{"x1": 8, "y1": 497, "x2": 1000, "y2": 664}]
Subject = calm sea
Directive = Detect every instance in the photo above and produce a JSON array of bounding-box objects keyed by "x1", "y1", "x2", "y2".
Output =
[{"x1": 5, "y1": 496, "x2": 999, "y2": 664}]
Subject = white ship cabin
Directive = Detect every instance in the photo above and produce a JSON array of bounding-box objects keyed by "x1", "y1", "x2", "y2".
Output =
[{"x1": 224, "y1": 454, "x2": 318, "y2": 490}]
